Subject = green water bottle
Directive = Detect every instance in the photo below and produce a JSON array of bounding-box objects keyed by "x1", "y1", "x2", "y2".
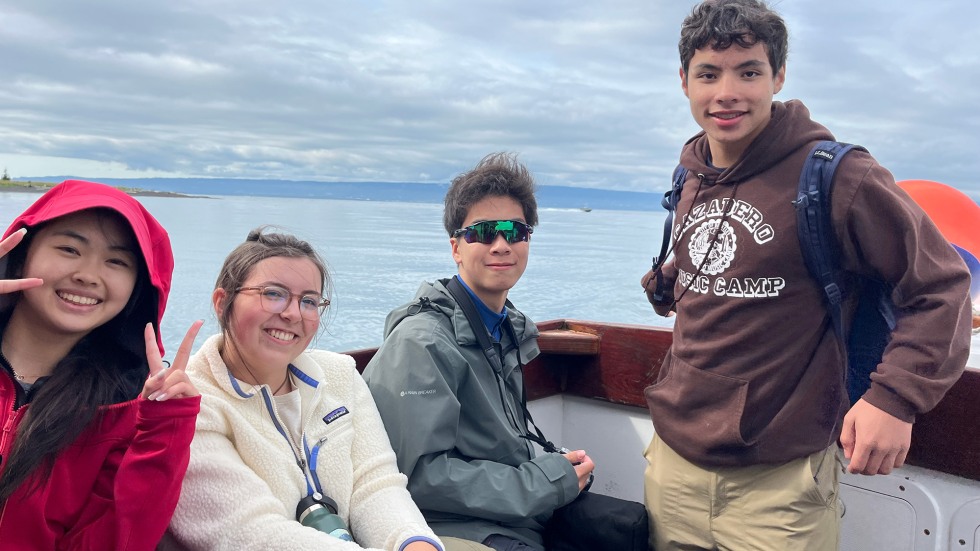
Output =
[{"x1": 296, "y1": 493, "x2": 353, "y2": 541}]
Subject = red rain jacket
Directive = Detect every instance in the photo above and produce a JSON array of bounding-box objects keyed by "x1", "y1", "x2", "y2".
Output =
[{"x1": 0, "y1": 180, "x2": 199, "y2": 550}]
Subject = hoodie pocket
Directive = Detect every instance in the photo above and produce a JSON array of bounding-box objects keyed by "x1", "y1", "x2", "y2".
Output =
[{"x1": 645, "y1": 353, "x2": 751, "y2": 451}]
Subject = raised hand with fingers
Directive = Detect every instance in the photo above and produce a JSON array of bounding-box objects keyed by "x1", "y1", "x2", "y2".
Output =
[
  {"x1": 0, "y1": 229, "x2": 43, "y2": 294},
  {"x1": 142, "y1": 320, "x2": 204, "y2": 402}
]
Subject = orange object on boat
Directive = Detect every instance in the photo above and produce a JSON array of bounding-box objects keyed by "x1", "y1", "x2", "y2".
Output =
[{"x1": 898, "y1": 179, "x2": 980, "y2": 301}]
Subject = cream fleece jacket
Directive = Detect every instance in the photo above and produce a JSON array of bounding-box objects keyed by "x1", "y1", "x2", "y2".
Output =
[{"x1": 164, "y1": 334, "x2": 443, "y2": 551}]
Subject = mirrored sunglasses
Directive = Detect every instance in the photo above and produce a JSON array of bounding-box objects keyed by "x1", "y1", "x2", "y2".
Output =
[{"x1": 452, "y1": 220, "x2": 533, "y2": 245}]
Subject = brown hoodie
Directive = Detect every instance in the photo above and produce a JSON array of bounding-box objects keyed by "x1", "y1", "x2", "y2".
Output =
[{"x1": 645, "y1": 100, "x2": 972, "y2": 467}]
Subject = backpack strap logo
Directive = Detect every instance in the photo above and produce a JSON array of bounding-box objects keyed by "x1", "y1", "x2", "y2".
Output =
[{"x1": 812, "y1": 149, "x2": 836, "y2": 162}]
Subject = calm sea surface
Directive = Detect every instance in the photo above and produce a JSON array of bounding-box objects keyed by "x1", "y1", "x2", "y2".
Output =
[{"x1": 1, "y1": 192, "x2": 675, "y2": 355}]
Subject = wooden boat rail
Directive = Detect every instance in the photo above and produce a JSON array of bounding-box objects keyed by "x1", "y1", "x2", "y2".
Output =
[{"x1": 348, "y1": 319, "x2": 980, "y2": 482}]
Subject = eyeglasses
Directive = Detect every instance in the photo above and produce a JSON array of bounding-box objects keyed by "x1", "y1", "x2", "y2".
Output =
[
  {"x1": 452, "y1": 220, "x2": 533, "y2": 245},
  {"x1": 236, "y1": 286, "x2": 330, "y2": 320}
]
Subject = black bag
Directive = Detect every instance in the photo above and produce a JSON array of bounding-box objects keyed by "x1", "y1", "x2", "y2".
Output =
[{"x1": 544, "y1": 491, "x2": 649, "y2": 551}]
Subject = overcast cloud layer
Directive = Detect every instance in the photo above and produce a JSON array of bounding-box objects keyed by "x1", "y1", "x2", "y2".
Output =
[{"x1": 1, "y1": 0, "x2": 977, "y2": 197}]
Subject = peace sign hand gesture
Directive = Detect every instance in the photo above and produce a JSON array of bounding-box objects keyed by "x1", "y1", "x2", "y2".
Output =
[
  {"x1": 142, "y1": 320, "x2": 204, "y2": 401},
  {"x1": 0, "y1": 229, "x2": 43, "y2": 294}
]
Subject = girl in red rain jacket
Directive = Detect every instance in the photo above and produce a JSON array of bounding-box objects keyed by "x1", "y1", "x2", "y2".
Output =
[{"x1": 0, "y1": 180, "x2": 202, "y2": 550}]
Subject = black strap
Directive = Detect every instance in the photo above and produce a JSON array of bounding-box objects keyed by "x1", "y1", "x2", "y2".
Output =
[
  {"x1": 446, "y1": 276, "x2": 502, "y2": 372},
  {"x1": 792, "y1": 141, "x2": 874, "y2": 357},
  {"x1": 794, "y1": 141, "x2": 852, "y2": 354},
  {"x1": 792, "y1": 141, "x2": 899, "y2": 411},
  {"x1": 650, "y1": 165, "x2": 689, "y2": 302},
  {"x1": 444, "y1": 276, "x2": 561, "y2": 453}
]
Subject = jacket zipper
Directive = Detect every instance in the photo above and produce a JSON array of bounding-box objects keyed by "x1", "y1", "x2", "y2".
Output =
[
  {"x1": 260, "y1": 379, "x2": 324, "y2": 496},
  {"x1": 504, "y1": 336, "x2": 538, "y2": 459},
  {"x1": 0, "y1": 380, "x2": 29, "y2": 537},
  {"x1": 1, "y1": 398, "x2": 26, "y2": 461},
  {"x1": 492, "y1": 340, "x2": 536, "y2": 459},
  {"x1": 261, "y1": 386, "x2": 307, "y2": 469}
]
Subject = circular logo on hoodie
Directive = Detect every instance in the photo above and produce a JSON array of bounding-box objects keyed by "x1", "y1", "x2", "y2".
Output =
[{"x1": 689, "y1": 219, "x2": 736, "y2": 275}]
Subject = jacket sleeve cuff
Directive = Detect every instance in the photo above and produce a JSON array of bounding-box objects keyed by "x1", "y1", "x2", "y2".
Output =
[
  {"x1": 137, "y1": 394, "x2": 202, "y2": 420},
  {"x1": 399, "y1": 536, "x2": 443, "y2": 551},
  {"x1": 862, "y1": 382, "x2": 917, "y2": 423},
  {"x1": 530, "y1": 452, "x2": 579, "y2": 506},
  {"x1": 652, "y1": 298, "x2": 675, "y2": 317}
]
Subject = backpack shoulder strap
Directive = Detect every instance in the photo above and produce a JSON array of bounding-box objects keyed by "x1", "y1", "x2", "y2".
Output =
[
  {"x1": 792, "y1": 140, "x2": 865, "y2": 344},
  {"x1": 651, "y1": 165, "x2": 688, "y2": 301},
  {"x1": 445, "y1": 276, "x2": 502, "y2": 372},
  {"x1": 444, "y1": 276, "x2": 564, "y2": 455}
]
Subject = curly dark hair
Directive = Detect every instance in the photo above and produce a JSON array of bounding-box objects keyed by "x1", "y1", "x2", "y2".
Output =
[{"x1": 679, "y1": 0, "x2": 788, "y2": 77}]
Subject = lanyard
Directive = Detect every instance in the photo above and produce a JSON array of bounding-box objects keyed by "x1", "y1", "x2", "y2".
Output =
[{"x1": 445, "y1": 277, "x2": 561, "y2": 454}]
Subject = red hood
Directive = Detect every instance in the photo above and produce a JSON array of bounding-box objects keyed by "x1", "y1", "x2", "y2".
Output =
[{"x1": 2, "y1": 180, "x2": 173, "y2": 355}]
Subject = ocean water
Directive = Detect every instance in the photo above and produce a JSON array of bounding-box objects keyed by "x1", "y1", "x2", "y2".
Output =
[
  {"x1": 5, "y1": 191, "x2": 978, "y2": 367},
  {"x1": 0, "y1": 192, "x2": 675, "y2": 355}
]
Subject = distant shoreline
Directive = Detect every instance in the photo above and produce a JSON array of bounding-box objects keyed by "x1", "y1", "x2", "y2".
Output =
[
  {"x1": 0, "y1": 180, "x2": 198, "y2": 198},
  {"x1": 6, "y1": 177, "x2": 666, "y2": 211}
]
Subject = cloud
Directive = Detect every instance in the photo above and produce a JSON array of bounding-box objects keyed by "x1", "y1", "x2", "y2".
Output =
[{"x1": 0, "y1": 0, "x2": 977, "y2": 196}]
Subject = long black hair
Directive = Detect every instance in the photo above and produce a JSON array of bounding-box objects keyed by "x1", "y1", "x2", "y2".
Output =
[{"x1": 0, "y1": 210, "x2": 157, "y2": 502}]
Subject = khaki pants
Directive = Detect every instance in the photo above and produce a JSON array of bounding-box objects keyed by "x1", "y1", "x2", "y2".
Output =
[
  {"x1": 441, "y1": 536, "x2": 495, "y2": 551},
  {"x1": 644, "y1": 434, "x2": 841, "y2": 551}
]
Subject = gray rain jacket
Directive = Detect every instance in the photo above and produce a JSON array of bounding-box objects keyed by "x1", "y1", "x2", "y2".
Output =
[{"x1": 363, "y1": 278, "x2": 580, "y2": 550}]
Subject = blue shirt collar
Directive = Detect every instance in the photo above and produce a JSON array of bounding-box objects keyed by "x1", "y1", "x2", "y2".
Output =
[{"x1": 455, "y1": 276, "x2": 507, "y2": 341}]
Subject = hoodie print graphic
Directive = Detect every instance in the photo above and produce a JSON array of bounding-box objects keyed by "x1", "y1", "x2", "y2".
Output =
[{"x1": 675, "y1": 195, "x2": 785, "y2": 299}]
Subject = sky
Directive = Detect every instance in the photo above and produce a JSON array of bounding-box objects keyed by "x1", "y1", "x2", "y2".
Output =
[{"x1": 1, "y1": 0, "x2": 977, "y2": 197}]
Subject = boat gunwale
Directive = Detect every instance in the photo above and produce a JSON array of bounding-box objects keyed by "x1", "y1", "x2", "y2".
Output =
[{"x1": 347, "y1": 319, "x2": 980, "y2": 482}]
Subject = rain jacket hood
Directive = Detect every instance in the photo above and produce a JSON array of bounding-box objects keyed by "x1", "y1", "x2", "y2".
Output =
[
  {"x1": 0, "y1": 181, "x2": 197, "y2": 550},
  {"x1": 1, "y1": 179, "x2": 173, "y2": 355}
]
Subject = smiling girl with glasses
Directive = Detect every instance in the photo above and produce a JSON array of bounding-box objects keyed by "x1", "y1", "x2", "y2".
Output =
[{"x1": 165, "y1": 227, "x2": 443, "y2": 551}]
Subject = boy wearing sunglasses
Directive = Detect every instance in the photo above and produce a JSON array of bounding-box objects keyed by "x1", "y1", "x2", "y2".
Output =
[
  {"x1": 364, "y1": 152, "x2": 594, "y2": 551},
  {"x1": 640, "y1": 1, "x2": 972, "y2": 549}
]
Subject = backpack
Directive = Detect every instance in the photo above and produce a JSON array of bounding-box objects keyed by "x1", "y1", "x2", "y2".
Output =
[{"x1": 652, "y1": 141, "x2": 896, "y2": 404}]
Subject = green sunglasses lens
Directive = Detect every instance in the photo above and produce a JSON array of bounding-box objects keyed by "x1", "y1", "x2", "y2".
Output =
[{"x1": 464, "y1": 220, "x2": 530, "y2": 244}]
